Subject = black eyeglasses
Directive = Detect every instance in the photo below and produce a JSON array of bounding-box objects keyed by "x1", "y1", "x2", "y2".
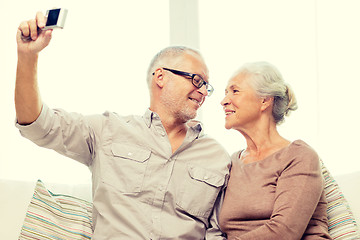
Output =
[{"x1": 153, "y1": 67, "x2": 214, "y2": 96}]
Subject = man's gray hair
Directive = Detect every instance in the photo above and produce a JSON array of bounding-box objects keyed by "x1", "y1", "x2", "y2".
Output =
[{"x1": 146, "y1": 46, "x2": 201, "y2": 88}]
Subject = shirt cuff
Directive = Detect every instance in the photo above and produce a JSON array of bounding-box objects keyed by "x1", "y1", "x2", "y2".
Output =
[{"x1": 15, "y1": 104, "x2": 52, "y2": 141}]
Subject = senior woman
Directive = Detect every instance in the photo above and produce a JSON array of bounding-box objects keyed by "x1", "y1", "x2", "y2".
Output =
[{"x1": 218, "y1": 62, "x2": 332, "y2": 240}]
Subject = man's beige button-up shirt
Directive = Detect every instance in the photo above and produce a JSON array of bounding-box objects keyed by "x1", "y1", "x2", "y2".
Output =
[{"x1": 16, "y1": 104, "x2": 231, "y2": 239}]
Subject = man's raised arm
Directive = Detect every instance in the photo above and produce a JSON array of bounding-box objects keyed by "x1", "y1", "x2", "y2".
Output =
[{"x1": 15, "y1": 11, "x2": 52, "y2": 124}]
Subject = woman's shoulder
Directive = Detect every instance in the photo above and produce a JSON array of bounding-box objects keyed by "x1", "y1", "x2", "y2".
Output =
[
  {"x1": 289, "y1": 140, "x2": 318, "y2": 157},
  {"x1": 285, "y1": 139, "x2": 321, "y2": 167},
  {"x1": 229, "y1": 140, "x2": 320, "y2": 167}
]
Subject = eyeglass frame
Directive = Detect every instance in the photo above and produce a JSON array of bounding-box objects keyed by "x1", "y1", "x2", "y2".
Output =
[{"x1": 152, "y1": 67, "x2": 214, "y2": 96}]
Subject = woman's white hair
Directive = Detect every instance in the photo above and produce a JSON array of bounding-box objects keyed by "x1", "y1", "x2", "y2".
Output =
[{"x1": 235, "y1": 61, "x2": 298, "y2": 124}]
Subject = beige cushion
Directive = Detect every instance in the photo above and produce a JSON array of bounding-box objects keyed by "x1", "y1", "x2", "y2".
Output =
[
  {"x1": 19, "y1": 180, "x2": 93, "y2": 240},
  {"x1": 321, "y1": 160, "x2": 360, "y2": 239}
]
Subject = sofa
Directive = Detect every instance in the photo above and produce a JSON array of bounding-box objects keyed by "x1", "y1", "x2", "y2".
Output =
[{"x1": 0, "y1": 165, "x2": 359, "y2": 239}]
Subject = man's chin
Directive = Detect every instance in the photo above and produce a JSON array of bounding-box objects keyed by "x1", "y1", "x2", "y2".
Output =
[{"x1": 179, "y1": 111, "x2": 197, "y2": 123}]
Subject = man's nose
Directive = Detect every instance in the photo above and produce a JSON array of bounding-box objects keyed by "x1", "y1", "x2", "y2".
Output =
[{"x1": 197, "y1": 85, "x2": 208, "y2": 97}]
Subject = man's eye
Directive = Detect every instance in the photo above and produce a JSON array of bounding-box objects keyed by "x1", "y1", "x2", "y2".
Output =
[{"x1": 193, "y1": 78, "x2": 202, "y2": 84}]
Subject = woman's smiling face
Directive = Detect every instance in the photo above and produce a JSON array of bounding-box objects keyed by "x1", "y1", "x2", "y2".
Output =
[{"x1": 221, "y1": 73, "x2": 264, "y2": 131}]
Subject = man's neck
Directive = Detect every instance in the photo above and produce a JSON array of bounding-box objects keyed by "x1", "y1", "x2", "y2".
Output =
[
  {"x1": 163, "y1": 119, "x2": 188, "y2": 153},
  {"x1": 149, "y1": 107, "x2": 189, "y2": 153}
]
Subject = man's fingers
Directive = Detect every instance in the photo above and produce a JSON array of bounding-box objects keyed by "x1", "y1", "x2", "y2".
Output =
[
  {"x1": 43, "y1": 30, "x2": 53, "y2": 47},
  {"x1": 29, "y1": 19, "x2": 39, "y2": 40},
  {"x1": 36, "y1": 11, "x2": 46, "y2": 29},
  {"x1": 18, "y1": 21, "x2": 30, "y2": 37},
  {"x1": 18, "y1": 12, "x2": 46, "y2": 41}
]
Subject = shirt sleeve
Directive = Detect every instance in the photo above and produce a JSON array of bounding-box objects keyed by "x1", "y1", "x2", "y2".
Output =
[
  {"x1": 15, "y1": 104, "x2": 102, "y2": 166},
  {"x1": 235, "y1": 147, "x2": 325, "y2": 240},
  {"x1": 205, "y1": 186, "x2": 227, "y2": 240}
]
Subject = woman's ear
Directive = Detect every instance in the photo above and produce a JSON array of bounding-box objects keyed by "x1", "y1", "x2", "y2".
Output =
[
  {"x1": 153, "y1": 68, "x2": 165, "y2": 88},
  {"x1": 261, "y1": 97, "x2": 274, "y2": 112}
]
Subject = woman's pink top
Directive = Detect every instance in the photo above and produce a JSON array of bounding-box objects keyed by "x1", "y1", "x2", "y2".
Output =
[{"x1": 219, "y1": 140, "x2": 332, "y2": 240}]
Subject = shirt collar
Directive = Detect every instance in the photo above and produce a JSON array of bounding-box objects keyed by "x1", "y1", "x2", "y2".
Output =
[
  {"x1": 143, "y1": 108, "x2": 157, "y2": 128},
  {"x1": 143, "y1": 109, "x2": 204, "y2": 137}
]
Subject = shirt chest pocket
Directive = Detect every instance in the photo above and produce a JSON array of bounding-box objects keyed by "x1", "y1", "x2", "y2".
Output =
[
  {"x1": 102, "y1": 144, "x2": 151, "y2": 193},
  {"x1": 176, "y1": 164, "x2": 225, "y2": 218}
]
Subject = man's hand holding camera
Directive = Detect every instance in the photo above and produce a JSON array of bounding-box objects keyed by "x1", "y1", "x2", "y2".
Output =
[
  {"x1": 17, "y1": 11, "x2": 53, "y2": 55},
  {"x1": 17, "y1": 8, "x2": 67, "y2": 54}
]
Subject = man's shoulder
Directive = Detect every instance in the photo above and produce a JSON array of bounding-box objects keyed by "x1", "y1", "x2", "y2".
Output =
[{"x1": 101, "y1": 111, "x2": 142, "y2": 122}]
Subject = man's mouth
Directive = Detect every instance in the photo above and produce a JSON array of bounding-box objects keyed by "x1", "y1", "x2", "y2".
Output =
[{"x1": 189, "y1": 97, "x2": 202, "y2": 106}]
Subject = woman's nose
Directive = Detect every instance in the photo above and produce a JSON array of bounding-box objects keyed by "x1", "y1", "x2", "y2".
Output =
[{"x1": 221, "y1": 96, "x2": 229, "y2": 106}]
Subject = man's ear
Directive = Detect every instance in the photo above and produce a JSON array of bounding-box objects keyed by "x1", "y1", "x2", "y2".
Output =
[
  {"x1": 153, "y1": 68, "x2": 165, "y2": 88},
  {"x1": 261, "y1": 97, "x2": 274, "y2": 112}
]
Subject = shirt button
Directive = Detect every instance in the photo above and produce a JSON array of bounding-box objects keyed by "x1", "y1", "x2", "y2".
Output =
[{"x1": 128, "y1": 152, "x2": 132, "y2": 156}]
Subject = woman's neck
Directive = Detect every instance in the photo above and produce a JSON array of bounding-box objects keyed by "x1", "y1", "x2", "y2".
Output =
[{"x1": 238, "y1": 124, "x2": 290, "y2": 164}]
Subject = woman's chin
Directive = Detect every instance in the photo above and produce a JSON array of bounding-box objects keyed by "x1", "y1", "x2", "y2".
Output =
[{"x1": 224, "y1": 123, "x2": 233, "y2": 130}]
